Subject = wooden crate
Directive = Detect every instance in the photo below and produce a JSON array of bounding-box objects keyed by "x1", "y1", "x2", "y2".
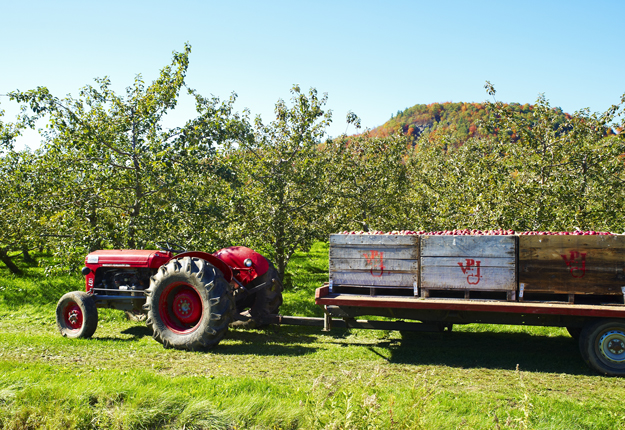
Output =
[
  {"x1": 420, "y1": 235, "x2": 517, "y2": 298},
  {"x1": 519, "y1": 235, "x2": 625, "y2": 296},
  {"x1": 329, "y1": 234, "x2": 419, "y2": 296}
]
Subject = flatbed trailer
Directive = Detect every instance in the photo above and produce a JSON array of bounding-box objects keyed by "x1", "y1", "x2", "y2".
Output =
[
  {"x1": 315, "y1": 285, "x2": 625, "y2": 327},
  {"x1": 308, "y1": 233, "x2": 625, "y2": 376}
]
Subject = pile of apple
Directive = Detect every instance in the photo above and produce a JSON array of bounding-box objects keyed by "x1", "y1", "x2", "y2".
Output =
[{"x1": 338, "y1": 229, "x2": 614, "y2": 236}]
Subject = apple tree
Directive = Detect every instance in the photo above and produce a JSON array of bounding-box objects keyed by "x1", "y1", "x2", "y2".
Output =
[
  {"x1": 326, "y1": 130, "x2": 412, "y2": 232},
  {"x1": 407, "y1": 85, "x2": 625, "y2": 233},
  {"x1": 8, "y1": 44, "x2": 252, "y2": 264},
  {"x1": 223, "y1": 85, "x2": 334, "y2": 278}
]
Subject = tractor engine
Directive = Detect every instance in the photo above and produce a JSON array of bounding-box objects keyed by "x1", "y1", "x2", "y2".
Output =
[{"x1": 82, "y1": 250, "x2": 173, "y2": 311}]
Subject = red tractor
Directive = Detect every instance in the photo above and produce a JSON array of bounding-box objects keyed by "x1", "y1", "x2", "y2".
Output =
[{"x1": 55, "y1": 244, "x2": 282, "y2": 350}]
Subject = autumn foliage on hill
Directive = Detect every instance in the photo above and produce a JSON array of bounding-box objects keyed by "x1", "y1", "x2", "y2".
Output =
[{"x1": 369, "y1": 101, "x2": 573, "y2": 143}]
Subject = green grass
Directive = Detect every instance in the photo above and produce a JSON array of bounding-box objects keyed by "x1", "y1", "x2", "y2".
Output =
[{"x1": 1, "y1": 243, "x2": 625, "y2": 429}]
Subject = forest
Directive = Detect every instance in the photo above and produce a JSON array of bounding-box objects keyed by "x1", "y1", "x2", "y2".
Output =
[{"x1": 1, "y1": 46, "x2": 625, "y2": 280}]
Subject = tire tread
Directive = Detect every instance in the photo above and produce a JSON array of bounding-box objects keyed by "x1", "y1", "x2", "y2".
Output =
[{"x1": 145, "y1": 257, "x2": 232, "y2": 350}]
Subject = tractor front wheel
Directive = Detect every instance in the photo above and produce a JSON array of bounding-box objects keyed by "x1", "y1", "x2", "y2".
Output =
[
  {"x1": 144, "y1": 257, "x2": 233, "y2": 351},
  {"x1": 56, "y1": 291, "x2": 98, "y2": 339}
]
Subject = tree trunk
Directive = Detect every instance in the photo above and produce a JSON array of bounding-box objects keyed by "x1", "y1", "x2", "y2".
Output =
[
  {"x1": 276, "y1": 256, "x2": 286, "y2": 281},
  {"x1": 21, "y1": 245, "x2": 35, "y2": 264},
  {"x1": 0, "y1": 248, "x2": 22, "y2": 275},
  {"x1": 275, "y1": 239, "x2": 286, "y2": 281}
]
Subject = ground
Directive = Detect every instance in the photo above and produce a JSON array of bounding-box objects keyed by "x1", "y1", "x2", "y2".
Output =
[{"x1": 1, "y1": 242, "x2": 624, "y2": 429}]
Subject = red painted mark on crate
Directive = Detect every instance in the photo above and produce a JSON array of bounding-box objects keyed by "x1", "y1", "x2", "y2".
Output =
[
  {"x1": 560, "y1": 251, "x2": 586, "y2": 278},
  {"x1": 363, "y1": 250, "x2": 384, "y2": 277},
  {"x1": 457, "y1": 259, "x2": 482, "y2": 285}
]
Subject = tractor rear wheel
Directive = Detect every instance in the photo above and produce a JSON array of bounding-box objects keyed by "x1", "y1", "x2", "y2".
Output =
[
  {"x1": 231, "y1": 262, "x2": 283, "y2": 329},
  {"x1": 56, "y1": 291, "x2": 98, "y2": 339},
  {"x1": 144, "y1": 257, "x2": 233, "y2": 351}
]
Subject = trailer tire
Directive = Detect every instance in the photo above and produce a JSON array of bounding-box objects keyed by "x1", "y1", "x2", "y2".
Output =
[
  {"x1": 232, "y1": 262, "x2": 283, "y2": 329},
  {"x1": 144, "y1": 257, "x2": 233, "y2": 351},
  {"x1": 579, "y1": 319, "x2": 625, "y2": 376},
  {"x1": 56, "y1": 291, "x2": 98, "y2": 339}
]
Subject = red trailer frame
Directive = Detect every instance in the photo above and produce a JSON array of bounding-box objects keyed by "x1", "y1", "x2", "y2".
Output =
[{"x1": 314, "y1": 284, "x2": 625, "y2": 376}]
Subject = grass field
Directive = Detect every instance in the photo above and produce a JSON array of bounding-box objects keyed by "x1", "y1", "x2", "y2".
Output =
[{"x1": 1, "y1": 242, "x2": 625, "y2": 429}]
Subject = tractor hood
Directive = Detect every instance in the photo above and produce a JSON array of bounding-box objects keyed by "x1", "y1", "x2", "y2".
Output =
[{"x1": 84, "y1": 250, "x2": 173, "y2": 269}]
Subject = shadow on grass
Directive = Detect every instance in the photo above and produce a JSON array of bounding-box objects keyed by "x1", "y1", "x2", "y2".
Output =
[
  {"x1": 229, "y1": 325, "x2": 319, "y2": 342},
  {"x1": 227, "y1": 325, "x2": 590, "y2": 375},
  {"x1": 95, "y1": 325, "x2": 321, "y2": 356},
  {"x1": 216, "y1": 326, "x2": 321, "y2": 356},
  {"x1": 110, "y1": 323, "x2": 323, "y2": 346},
  {"x1": 224, "y1": 325, "x2": 584, "y2": 374},
  {"x1": 388, "y1": 330, "x2": 591, "y2": 375},
  {"x1": 94, "y1": 326, "x2": 153, "y2": 342},
  {"x1": 216, "y1": 342, "x2": 318, "y2": 356},
  {"x1": 121, "y1": 326, "x2": 152, "y2": 338},
  {"x1": 91, "y1": 323, "x2": 592, "y2": 372}
]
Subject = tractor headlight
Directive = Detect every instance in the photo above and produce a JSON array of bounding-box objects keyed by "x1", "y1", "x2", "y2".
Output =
[{"x1": 244, "y1": 258, "x2": 253, "y2": 267}]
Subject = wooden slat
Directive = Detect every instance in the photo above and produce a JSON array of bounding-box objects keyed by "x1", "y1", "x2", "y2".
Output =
[
  {"x1": 520, "y1": 235, "x2": 625, "y2": 263},
  {"x1": 421, "y1": 266, "x2": 516, "y2": 291},
  {"x1": 519, "y1": 235, "x2": 625, "y2": 295},
  {"x1": 330, "y1": 258, "x2": 418, "y2": 271},
  {"x1": 330, "y1": 234, "x2": 418, "y2": 246},
  {"x1": 519, "y1": 235, "x2": 625, "y2": 251},
  {"x1": 521, "y1": 249, "x2": 625, "y2": 265},
  {"x1": 421, "y1": 235, "x2": 516, "y2": 257},
  {"x1": 329, "y1": 246, "x2": 419, "y2": 260},
  {"x1": 333, "y1": 284, "x2": 414, "y2": 290},
  {"x1": 330, "y1": 270, "x2": 418, "y2": 287},
  {"x1": 519, "y1": 269, "x2": 625, "y2": 294},
  {"x1": 421, "y1": 257, "x2": 514, "y2": 268}
]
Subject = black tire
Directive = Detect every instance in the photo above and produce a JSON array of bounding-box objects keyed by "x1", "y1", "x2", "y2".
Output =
[
  {"x1": 232, "y1": 262, "x2": 283, "y2": 329},
  {"x1": 579, "y1": 319, "x2": 625, "y2": 376},
  {"x1": 143, "y1": 257, "x2": 233, "y2": 351},
  {"x1": 566, "y1": 326, "x2": 582, "y2": 340},
  {"x1": 56, "y1": 291, "x2": 98, "y2": 339}
]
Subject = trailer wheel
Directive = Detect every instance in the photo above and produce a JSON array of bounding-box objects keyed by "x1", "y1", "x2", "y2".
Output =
[
  {"x1": 579, "y1": 319, "x2": 625, "y2": 376},
  {"x1": 232, "y1": 262, "x2": 283, "y2": 329},
  {"x1": 56, "y1": 291, "x2": 98, "y2": 339},
  {"x1": 144, "y1": 257, "x2": 233, "y2": 351}
]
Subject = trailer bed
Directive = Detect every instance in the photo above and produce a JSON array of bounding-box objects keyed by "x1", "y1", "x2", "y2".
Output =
[{"x1": 316, "y1": 285, "x2": 625, "y2": 319}]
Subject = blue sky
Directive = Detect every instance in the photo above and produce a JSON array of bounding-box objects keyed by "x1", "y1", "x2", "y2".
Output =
[{"x1": 2, "y1": 0, "x2": 623, "y2": 149}]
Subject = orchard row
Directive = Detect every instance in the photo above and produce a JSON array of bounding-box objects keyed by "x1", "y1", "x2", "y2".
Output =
[{"x1": 338, "y1": 229, "x2": 616, "y2": 236}]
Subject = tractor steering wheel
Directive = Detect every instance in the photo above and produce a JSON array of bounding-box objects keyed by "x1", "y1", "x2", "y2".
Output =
[{"x1": 156, "y1": 241, "x2": 187, "y2": 254}]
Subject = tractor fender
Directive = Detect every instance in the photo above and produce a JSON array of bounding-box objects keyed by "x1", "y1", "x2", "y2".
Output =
[
  {"x1": 171, "y1": 251, "x2": 233, "y2": 283},
  {"x1": 214, "y1": 246, "x2": 270, "y2": 287}
]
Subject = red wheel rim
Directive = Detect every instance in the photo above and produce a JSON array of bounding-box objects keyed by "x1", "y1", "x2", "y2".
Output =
[
  {"x1": 159, "y1": 282, "x2": 203, "y2": 334},
  {"x1": 63, "y1": 302, "x2": 83, "y2": 330}
]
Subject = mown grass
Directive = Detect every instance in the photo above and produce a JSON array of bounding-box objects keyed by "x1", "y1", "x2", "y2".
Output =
[{"x1": 1, "y1": 243, "x2": 625, "y2": 429}]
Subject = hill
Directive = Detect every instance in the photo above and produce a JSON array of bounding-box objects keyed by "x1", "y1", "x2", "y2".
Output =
[{"x1": 368, "y1": 101, "x2": 571, "y2": 143}]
